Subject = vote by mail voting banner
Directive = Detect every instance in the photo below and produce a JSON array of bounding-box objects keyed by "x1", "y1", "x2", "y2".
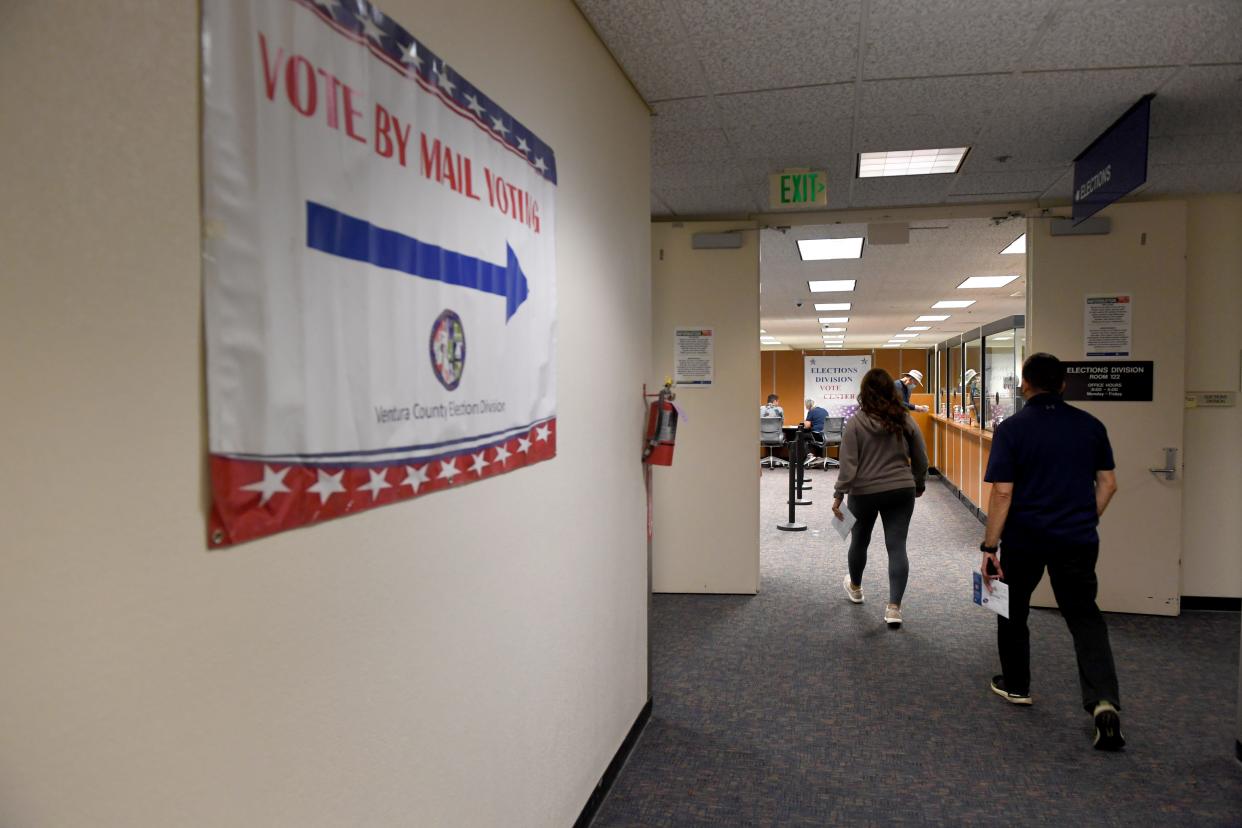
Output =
[
  {"x1": 805, "y1": 356, "x2": 871, "y2": 421},
  {"x1": 202, "y1": 0, "x2": 557, "y2": 546}
]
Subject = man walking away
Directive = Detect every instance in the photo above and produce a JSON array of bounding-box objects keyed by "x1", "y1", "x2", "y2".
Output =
[{"x1": 979, "y1": 352, "x2": 1124, "y2": 751}]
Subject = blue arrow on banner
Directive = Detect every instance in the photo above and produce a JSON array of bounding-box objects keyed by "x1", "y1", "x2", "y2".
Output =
[{"x1": 305, "y1": 201, "x2": 530, "y2": 321}]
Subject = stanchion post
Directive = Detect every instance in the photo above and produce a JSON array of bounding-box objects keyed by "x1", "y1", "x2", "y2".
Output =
[
  {"x1": 792, "y1": 426, "x2": 811, "y2": 506},
  {"x1": 778, "y1": 428, "x2": 808, "y2": 532}
]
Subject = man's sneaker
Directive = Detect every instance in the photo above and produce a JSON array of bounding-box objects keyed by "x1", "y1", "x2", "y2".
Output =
[
  {"x1": 1092, "y1": 702, "x2": 1126, "y2": 751},
  {"x1": 843, "y1": 575, "x2": 863, "y2": 604},
  {"x1": 884, "y1": 604, "x2": 902, "y2": 628},
  {"x1": 990, "y1": 674, "x2": 1032, "y2": 705}
]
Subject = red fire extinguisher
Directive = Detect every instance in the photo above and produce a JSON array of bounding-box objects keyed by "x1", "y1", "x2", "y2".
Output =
[{"x1": 643, "y1": 382, "x2": 678, "y2": 466}]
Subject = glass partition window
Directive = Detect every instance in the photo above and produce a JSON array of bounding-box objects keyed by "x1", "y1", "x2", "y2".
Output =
[
  {"x1": 948, "y1": 345, "x2": 963, "y2": 420},
  {"x1": 964, "y1": 337, "x2": 982, "y2": 427},
  {"x1": 984, "y1": 330, "x2": 1019, "y2": 429}
]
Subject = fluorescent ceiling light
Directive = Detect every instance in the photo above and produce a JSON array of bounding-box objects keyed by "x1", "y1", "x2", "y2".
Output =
[
  {"x1": 760, "y1": 329, "x2": 766, "y2": 333},
  {"x1": 958, "y1": 275, "x2": 1020, "y2": 289},
  {"x1": 858, "y1": 147, "x2": 969, "y2": 178},
  {"x1": 882, "y1": 344, "x2": 902, "y2": 348},
  {"x1": 1000, "y1": 234, "x2": 1026, "y2": 255},
  {"x1": 894, "y1": 334, "x2": 918, "y2": 339},
  {"x1": 818, "y1": 316, "x2": 849, "y2": 323},
  {"x1": 905, "y1": 326, "x2": 931, "y2": 331},
  {"x1": 916, "y1": 314, "x2": 950, "y2": 322},
  {"x1": 933, "y1": 299, "x2": 976, "y2": 308},
  {"x1": 822, "y1": 327, "x2": 847, "y2": 333},
  {"x1": 808, "y1": 280, "x2": 856, "y2": 293},
  {"x1": 824, "y1": 336, "x2": 845, "y2": 342},
  {"x1": 815, "y1": 303, "x2": 852, "y2": 312},
  {"x1": 798, "y1": 237, "x2": 864, "y2": 260},
  {"x1": 991, "y1": 335, "x2": 1014, "y2": 341}
]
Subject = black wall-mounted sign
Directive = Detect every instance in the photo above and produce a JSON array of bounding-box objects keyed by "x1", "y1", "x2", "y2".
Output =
[
  {"x1": 1062, "y1": 361, "x2": 1154, "y2": 402},
  {"x1": 1072, "y1": 94, "x2": 1154, "y2": 225}
]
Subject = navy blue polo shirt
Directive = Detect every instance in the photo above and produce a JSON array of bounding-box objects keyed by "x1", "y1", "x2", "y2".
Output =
[
  {"x1": 984, "y1": 393, "x2": 1115, "y2": 545},
  {"x1": 805, "y1": 406, "x2": 828, "y2": 434}
]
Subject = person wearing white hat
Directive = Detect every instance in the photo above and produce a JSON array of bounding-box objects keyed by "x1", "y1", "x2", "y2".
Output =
[{"x1": 895, "y1": 369, "x2": 929, "y2": 412}]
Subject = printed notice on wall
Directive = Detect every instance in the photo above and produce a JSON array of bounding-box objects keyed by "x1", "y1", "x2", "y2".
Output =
[
  {"x1": 1085, "y1": 294, "x2": 1132, "y2": 357},
  {"x1": 674, "y1": 328, "x2": 714, "y2": 386}
]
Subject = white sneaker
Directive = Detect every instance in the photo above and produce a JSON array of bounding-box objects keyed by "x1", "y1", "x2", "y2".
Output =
[
  {"x1": 884, "y1": 604, "x2": 902, "y2": 627},
  {"x1": 843, "y1": 575, "x2": 863, "y2": 604}
]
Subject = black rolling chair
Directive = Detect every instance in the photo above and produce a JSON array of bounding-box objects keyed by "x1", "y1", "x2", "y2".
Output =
[
  {"x1": 819, "y1": 417, "x2": 845, "y2": 469},
  {"x1": 760, "y1": 416, "x2": 787, "y2": 468}
]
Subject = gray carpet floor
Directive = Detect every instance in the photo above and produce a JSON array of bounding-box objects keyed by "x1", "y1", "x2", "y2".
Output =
[{"x1": 593, "y1": 469, "x2": 1242, "y2": 826}]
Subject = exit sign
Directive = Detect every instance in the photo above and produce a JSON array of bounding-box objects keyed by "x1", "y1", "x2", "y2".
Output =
[{"x1": 769, "y1": 170, "x2": 828, "y2": 209}]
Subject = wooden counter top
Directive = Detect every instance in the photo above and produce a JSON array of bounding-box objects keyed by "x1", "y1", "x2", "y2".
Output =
[{"x1": 929, "y1": 413, "x2": 993, "y2": 441}]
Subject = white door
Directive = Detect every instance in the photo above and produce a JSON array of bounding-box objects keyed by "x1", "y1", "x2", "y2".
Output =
[{"x1": 1027, "y1": 201, "x2": 1186, "y2": 616}]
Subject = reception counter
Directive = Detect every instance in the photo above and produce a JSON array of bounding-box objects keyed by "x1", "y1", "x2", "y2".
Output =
[{"x1": 927, "y1": 414, "x2": 992, "y2": 519}]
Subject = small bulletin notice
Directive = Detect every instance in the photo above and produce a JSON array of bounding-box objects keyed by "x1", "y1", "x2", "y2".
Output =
[
  {"x1": 1085, "y1": 294, "x2": 1132, "y2": 357},
  {"x1": 674, "y1": 328, "x2": 714, "y2": 386}
]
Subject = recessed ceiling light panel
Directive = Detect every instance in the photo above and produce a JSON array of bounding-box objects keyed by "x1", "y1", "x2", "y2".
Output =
[
  {"x1": 808, "y1": 280, "x2": 857, "y2": 293},
  {"x1": 818, "y1": 316, "x2": 849, "y2": 323},
  {"x1": 905, "y1": 326, "x2": 931, "y2": 331},
  {"x1": 958, "y1": 275, "x2": 1020, "y2": 289},
  {"x1": 1000, "y1": 234, "x2": 1026, "y2": 255},
  {"x1": 932, "y1": 300, "x2": 976, "y2": 308},
  {"x1": 857, "y1": 147, "x2": 969, "y2": 178},
  {"x1": 916, "y1": 314, "x2": 950, "y2": 322},
  {"x1": 814, "y1": 304, "x2": 852, "y2": 312},
  {"x1": 797, "y1": 237, "x2": 864, "y2": 260}
]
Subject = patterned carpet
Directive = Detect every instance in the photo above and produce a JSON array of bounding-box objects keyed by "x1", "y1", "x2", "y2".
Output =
[{"x1": 593, "y1": 470, "x2": 1242, "y2": 826}]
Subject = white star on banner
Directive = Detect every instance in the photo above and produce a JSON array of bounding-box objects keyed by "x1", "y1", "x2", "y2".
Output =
[
  {"x1": 516, "y1": 136, "x2": 530, "y2": 154},
  {"x1": 534, "y1": 423, "x2": 552, "y2": 442},
  {"x1": 468, "y1": 451, "x2": 489, "y2": 476},
  {"x1": 360, "y1": 14, "x2": 386, "y2": 43},
  {"x1": 401, "y1": 42, "x2": 424, "y2": 73},
  {"x1": 516, "y1": 436, "x2": 532, "y2": 454},
  {"x1": 435, "y1": 67, "x2": 457, "y2": 96},
  {"x1": 307, "y1": 469, "x2": 346, "y2": 504},
  {"x1": 359, "y1": 468, "x2": 392, "y2": 501},
  {"x1": 312, "y1": 0, "x2": 344, "y2": 18},
  {"x1": 490, "y1": 115, "x2": 510, "y2": 137},
  {"x1": 533, "y1": 157, "x2": 548, "y2": 173},
  {"x1": 402, "y1": 464, "x2": 429, "y2": 494},
  {"x1": 240, "y1": 465, "x2": 290, "y2": 506},
  {"x1": 437, "y1": 458, "x2": 461, "y2": 481},
  {"x1": 493, "y1": 444, "x2": 512, "y2": 466},
  {"x1": 463, "y1": 93, "x2": 486, "y2": 119}
]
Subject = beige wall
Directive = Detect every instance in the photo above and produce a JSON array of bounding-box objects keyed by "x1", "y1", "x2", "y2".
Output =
[
  {"x1": 0, "y1": 2, "x2": 651, "y2": 825},
  {"x1": 1182, "y1": 195, "x2": 1242, "y2": 598},
  {"x1": 1028, "y1": 200, "x2": 1187, "y2": 615},
  {"x1": 651, "y1": 223, "x2": 760, "y2": 593}
]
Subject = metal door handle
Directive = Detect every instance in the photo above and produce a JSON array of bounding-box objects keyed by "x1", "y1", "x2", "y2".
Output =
[{"x1": 1148, "y1": 447, "x2": 1178, "y2": 481}]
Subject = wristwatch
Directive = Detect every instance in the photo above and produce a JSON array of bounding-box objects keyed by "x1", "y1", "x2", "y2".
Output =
[{"x1": 979, "y1": 542, "x2": 999, "y2": 554}]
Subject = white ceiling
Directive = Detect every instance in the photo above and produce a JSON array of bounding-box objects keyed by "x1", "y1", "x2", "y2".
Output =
[
  {"x1": 759, "y1": 218, "x2": 1026, "y2": 351},
  {"x1": 575, "y1": 0, "x2": 1242, "y2": 217}
]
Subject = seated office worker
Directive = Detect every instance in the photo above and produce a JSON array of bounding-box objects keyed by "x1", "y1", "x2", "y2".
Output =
[
  {"x1": 979, "y1": 352, "x2": 1124, "y2": 751},
  {"x1": 895, "y1": 369, "x2": 929, "y2": 412},
  {"x1": 760, "y1": 394, "x2": 784, "y2": 420},
  {"x1": 803, "y1": 399, "x2": 828, "y2": 434}
]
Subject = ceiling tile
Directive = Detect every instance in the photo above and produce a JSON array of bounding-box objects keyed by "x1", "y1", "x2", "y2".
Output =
[
  {"x1": 651, "y1": 128, "x2": 735, "y2": 167},
  {"x1": 1191, "y1": 6, "x2": 1242, "y2": 63},
  {"x1": 950, "y1": 169, "x2": 1064, "y2": 198},
  {"x1": 574, "y1": 0, "x2": 707, "y2": 100},
  {"x1": 1141, "y1": 163, "x2": 1242, "y2": 196},
  {"x1": 714, "y1": 84, "x2": 856, "y2": 132},
  {"x1": 650, "y1": 97, "x2": 718, "y2": 135},
  {"x1": 848, "y1": 176, "x2": 955, "y2": 208},
  {"x1": 1150, "y1": 65, "x2": 1242, "y2": 136},
  {"x1": 1149, "y1": 132, "x2": 1240, "y2": 166},
  {"x1": 1038, "y1": 168, "x2": 1074, "y2": 204},
  {"x1": 677, "y1": 0, "x2": 862, "y2": 93},
  {"x1": 856, "y1": 75, "x2": 1010, "y2": 152},
  {"x1": 864, "y1": 0, "x2": 1057, "y2": 79},
  {"x1": 657, "y1": 184, "x2": 759, "y2": 216},
  {"x1": 976, "y1": 68, "x2": 1175, "y2": 167},
  {"x1": 1023, "y1": 0, "x2": 1231, "y2": 71}
]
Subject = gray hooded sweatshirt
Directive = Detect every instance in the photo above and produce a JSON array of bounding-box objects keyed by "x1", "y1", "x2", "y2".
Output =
[{"x1": 833, "y1": 410, "x2": 929, "y2": 497}]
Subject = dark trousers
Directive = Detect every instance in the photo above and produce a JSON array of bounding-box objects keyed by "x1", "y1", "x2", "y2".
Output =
[
  {"x1": 847, "y1": 488, "x2": 915, "y2": 605},
  {"x1": 998, "y1": 540, "x2": 1121, "y2": 712}
]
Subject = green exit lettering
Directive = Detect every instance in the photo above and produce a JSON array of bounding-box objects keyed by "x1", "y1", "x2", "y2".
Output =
[{"x1": 780, "y1": 172, "x2": 826, "y2": 204}]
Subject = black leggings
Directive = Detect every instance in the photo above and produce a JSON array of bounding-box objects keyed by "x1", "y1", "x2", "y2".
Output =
[{"x1": 846, "y1": 488, "x2": 916, "y2": 605}]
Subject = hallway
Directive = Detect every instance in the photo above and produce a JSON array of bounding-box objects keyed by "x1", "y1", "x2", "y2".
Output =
[{"x1": 595, "y1": 470, "x2": 1242, "y2": 826}]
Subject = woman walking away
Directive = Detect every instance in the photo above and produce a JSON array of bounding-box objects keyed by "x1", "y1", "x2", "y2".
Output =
[{"x1": 831, "y1": 368, "x2": 929, "y2": 628}]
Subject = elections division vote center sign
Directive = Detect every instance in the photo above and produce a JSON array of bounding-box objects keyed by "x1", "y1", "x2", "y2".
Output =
[
  {"x1": 202, "y1": 0, "x2": 557, "y2": 545},
  {"x1": 805, "y1": 356, "x2": 871, "y2": 420}
]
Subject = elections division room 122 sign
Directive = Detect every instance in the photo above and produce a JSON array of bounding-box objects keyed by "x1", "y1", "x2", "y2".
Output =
[{"x1": 202, "y1": 0, "x2": 557, "y2": 546}]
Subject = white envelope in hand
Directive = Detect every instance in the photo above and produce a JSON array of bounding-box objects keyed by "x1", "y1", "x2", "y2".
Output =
[
  {"x1": 972, "y1": 571, "x2": 1010, "y2": 619},
  {"x1": 833, "y1": 507, "x2": 856, "y2": 541}
]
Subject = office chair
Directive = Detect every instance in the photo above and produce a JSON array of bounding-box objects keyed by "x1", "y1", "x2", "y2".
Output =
[
  {"x1": 759, "y1": 416, "x2": 787, "y2": 468},
  {"x1": 819, "y1": 417, "x2": 845, "y2": 469}
]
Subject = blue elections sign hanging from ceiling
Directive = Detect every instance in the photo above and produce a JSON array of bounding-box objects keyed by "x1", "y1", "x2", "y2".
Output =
[
  {"x1": 1071, "y1": 94, "x2": 1153, "y2": 225},
  {"x1": 202, "y1": 0, "x2": 557, "y2": 546}
]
